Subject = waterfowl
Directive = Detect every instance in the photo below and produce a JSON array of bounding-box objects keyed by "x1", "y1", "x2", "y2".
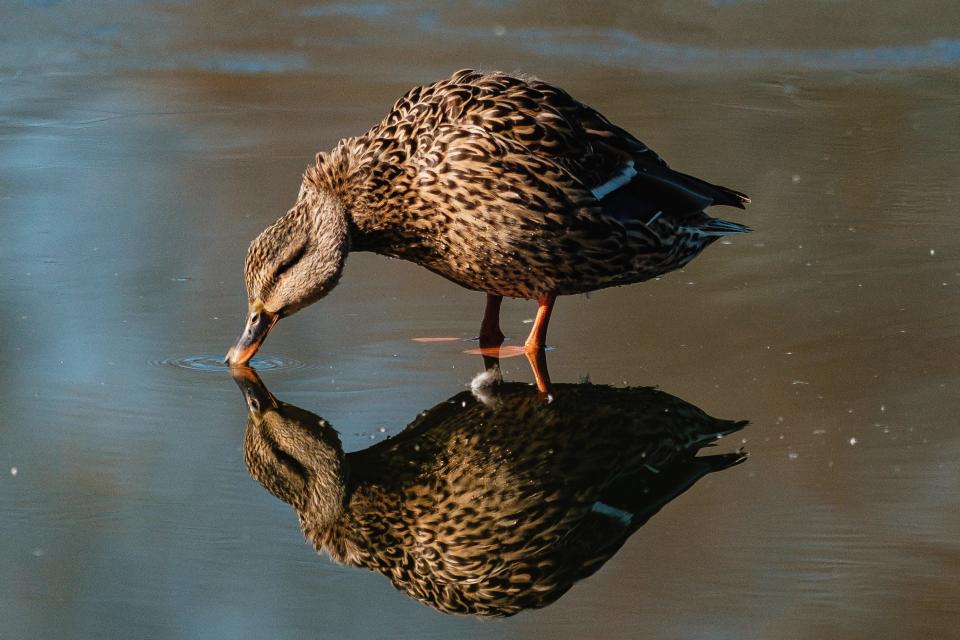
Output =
[
  {"x1": 226, "y1": 69, "x2": 750, "y2": 365},
  {"x1": 234, "y1": 366, "x2": 748, "y2": 616}
]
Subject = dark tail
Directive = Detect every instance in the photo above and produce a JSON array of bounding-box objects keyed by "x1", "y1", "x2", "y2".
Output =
[
  {"x1": 673, "y1": 170, "x2": 751, "y2": 209},
  {"x1": 697, "y1": 218, "x2": 752, "y2": 236}
]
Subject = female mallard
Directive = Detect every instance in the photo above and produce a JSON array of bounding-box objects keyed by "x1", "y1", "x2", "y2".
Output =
[
  {"x1": 234, "y1": 367, "x2": 747, "y2": 616},
  {"x1": 226, "y1": 69, "x2": 749, "y2": 365}
]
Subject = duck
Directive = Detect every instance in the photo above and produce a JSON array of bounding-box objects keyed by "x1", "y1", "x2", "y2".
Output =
[
  {"x1": 233, "y1": 365, "x2": 748, "y2": 616},
  {"x1": 225, "y1": 69, "x2": 750, "y2": 366}
]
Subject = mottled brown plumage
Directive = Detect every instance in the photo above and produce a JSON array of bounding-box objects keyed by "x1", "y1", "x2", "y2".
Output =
[
  {"x1": 235, "y1": 367, "x2": 748, "y2": 617},
  {"x1": 226, "y1": 69, "x2": 750, "y2": 364}
]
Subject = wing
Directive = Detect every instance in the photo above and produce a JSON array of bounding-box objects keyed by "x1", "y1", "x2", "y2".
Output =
[{"x1": 385, "y1": 69, "x2": 749, "y2": 224}]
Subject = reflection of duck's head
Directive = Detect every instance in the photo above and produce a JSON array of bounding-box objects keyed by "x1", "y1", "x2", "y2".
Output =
[
  {"x1": 234, "y1": 368, "x2": 346, "y2": 527},
  {"x1": 233, "y1": 368, "x2": 747, "y2": 617}
]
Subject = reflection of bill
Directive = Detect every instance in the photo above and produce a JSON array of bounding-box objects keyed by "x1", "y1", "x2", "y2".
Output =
[{"x1": 234, "y1": 366, "x2": 747, "y2": 617}]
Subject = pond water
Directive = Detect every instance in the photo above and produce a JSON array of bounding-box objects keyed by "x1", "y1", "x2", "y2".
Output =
[{"x1": 1, "y1": 1, "x2": 958, "y2": 638}]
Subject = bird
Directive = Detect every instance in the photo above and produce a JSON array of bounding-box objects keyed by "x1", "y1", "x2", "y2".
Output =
[
  {"x1": 234, "y1": 365, "x2": 748, "y2": 616},
  {"x1": 225, "y1": 69, "x2": 750, "y2": 366}
]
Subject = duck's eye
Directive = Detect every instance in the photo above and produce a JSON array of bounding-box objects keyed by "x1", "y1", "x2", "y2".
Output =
[{"x1": 274, "y1": 244, "x2": 307, "y2": 280}]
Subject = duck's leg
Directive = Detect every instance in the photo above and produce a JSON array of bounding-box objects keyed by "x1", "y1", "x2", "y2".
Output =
[
  {"x1": 478, "y1": 294, "x2": 505, "y2": 346},
  {"x1": 524, "y1": 292, "x2": 556, "y2": 351}
]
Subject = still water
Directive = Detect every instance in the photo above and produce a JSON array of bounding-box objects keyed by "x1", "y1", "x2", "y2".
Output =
[{"x1": 1, "y1": 1, "x2": 958, "y2": 638}]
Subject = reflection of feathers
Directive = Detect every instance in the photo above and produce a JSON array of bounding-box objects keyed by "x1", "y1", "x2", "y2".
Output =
[{"x1": 241, "y1": 376, "x2": 747, "y2": 616}]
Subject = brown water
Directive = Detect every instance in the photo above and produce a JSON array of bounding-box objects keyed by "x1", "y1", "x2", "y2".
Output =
[{"x1": 2, "y1": 1, "x2": 958, "y2": 638}]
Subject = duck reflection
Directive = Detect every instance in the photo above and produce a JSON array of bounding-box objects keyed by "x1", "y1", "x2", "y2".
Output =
[{"x1": 233, "y1": 366, "x2": 747, "y2": 617}]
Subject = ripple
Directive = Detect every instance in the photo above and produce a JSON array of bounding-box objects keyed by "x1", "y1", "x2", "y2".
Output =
[{"x1": 151, "y1": 355, "x2": 306, "y2": 372}]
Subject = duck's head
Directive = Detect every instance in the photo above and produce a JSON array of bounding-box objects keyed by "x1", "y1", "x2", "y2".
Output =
[{"x1": 225, "y1": 185, "x2": 349, "y2": 366}]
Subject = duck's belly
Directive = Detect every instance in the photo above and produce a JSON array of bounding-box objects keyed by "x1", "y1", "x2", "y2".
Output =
[
  {"x1": 396, "y1": 238, "x2": 672, "y2": 300},
  {"x1": 360, "y1": 208, "x2": 700, "y2": 299}
]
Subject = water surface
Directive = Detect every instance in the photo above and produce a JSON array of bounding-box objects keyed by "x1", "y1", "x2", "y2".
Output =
[{"x1": 1, "y1": 1, "x2": 958, "y2": 638}]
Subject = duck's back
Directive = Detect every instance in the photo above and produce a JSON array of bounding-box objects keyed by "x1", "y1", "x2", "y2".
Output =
[{"x1": 320, "y1": 70, "x2": 748, "y2": 299}]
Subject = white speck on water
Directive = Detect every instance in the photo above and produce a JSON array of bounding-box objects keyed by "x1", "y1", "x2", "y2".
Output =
[
  {"x1": 930, "y1": 249, "x2": 935, "y2": 256},
  {"x1": 32, "y1": 548, "x2": 44, "y2": 557},
  {"x1": 791, "y1": 174, "x2": 801, "y2": 183},
  {"x1": 10, "y1": 467, "x2": 17, "y2": 476},
  {"x1": 812, "y1": 429, "x2": 826, "y2": 435},
  {"x1": 522, "y1": 318, "x2": 533, "y2": 324},
  {"x1": 493, "y1": 24, "x2": 506, "y2": 36},
  {"x1": 849, "y1": 437, "x2": 858, "y2": 446},
  {"x1": 788, "y1": 451, "x2": 799, "y2": 460},
  {"x1": 378, "y1": 427, "x2": 386, "y2": 433},
  {"x1": 792, "y1": 380, "x2": 809, "y2": 385},
  {"x1": 369, "y1": 434, "x2": 375, "y2": 440}
]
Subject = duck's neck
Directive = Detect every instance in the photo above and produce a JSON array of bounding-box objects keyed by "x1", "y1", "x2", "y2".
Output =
[{"x1": 306, "y1": 137, "x2": 421, "y2": 257}]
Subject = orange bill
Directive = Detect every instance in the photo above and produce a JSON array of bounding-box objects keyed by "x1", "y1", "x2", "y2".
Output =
[{"x1": 225, "y1": 309, "x2": 279, "y2": 366}]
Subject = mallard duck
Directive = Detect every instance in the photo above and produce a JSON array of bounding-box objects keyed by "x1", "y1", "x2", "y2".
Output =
[
  {"x1": 234, "y1": 366, "x2": 747, "y2": 616},
  {"x1": 226, "y1": 69, "x2": 750, "y2": 365}
]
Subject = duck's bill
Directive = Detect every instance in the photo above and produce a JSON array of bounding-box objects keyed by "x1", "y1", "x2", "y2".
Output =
[
  {"x1": 230, "y1": 366, "x2": 277, "y2": 416},
  {"x1": 224, "y1": 310, "x2": 279, "y2": 366}
]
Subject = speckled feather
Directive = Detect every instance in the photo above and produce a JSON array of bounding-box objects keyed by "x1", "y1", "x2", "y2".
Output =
[
  {"x1": 302, "y1": 69, "x2": 750, "y2": 299},
  {"x1": 243, "y1": 379, "x2": 747, "y2": 617}
]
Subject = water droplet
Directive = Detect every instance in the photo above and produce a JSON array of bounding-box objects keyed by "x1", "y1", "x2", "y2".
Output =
[
  {"x1": 10, "y1": 467, "x2": 17, "y2": 476},
  {"x1": 849, "y1": 437, "x2": 858, "y2": 446}
]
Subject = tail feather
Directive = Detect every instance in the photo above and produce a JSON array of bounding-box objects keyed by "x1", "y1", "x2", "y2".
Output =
[
  {"x1": 670, "y1": 170, "x2": 751, "y2": 209},
  {"x1": 696, "y1": 218, "x2": 752, "y2": 236}
]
